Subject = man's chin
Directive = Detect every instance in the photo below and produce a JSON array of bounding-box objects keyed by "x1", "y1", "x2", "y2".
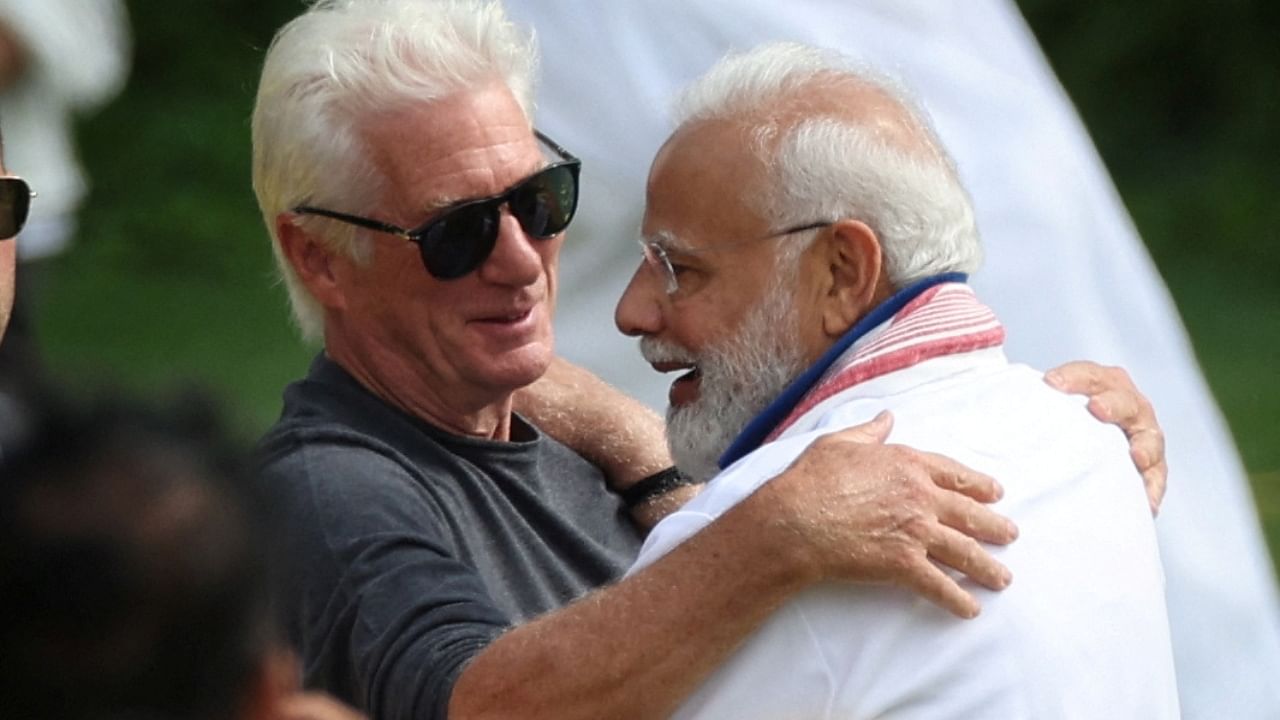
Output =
[{"x1": 666, "y1": 403, "x2": 735, "y2": 483}]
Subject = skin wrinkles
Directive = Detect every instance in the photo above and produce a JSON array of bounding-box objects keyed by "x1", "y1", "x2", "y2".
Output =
[{"x1": 316, "y1": 81, "x2": 560, "y2": 439}]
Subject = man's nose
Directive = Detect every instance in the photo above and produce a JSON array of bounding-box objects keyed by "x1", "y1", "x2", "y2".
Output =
[
  {"x1": 479, "y1": 209, "x2": 546, "y2": 286},
  {"x1": 615, "y1": 261, "x2": 664, "y2": 337}
]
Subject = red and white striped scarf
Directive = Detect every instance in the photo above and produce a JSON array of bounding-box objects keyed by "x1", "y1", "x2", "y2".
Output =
[{"x1": 766, "y1": 283, "x2": 1005, "y2": 442}]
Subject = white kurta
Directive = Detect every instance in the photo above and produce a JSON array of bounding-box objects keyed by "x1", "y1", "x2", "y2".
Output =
[
  {"x1": 504, "y1": 2, "x2": 1280, "y2": 714},
  {"x1": 632, "y1": 343, "x2": 1180, "y2": 719}
]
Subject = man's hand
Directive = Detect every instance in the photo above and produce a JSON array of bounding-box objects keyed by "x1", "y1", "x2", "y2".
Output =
[
  {"x1": 1045, "y1": 361, "x2": 1167, "y2": 515},
  {"x1": 757, "y1": 412, "x2": 1017, "y2": 620}
]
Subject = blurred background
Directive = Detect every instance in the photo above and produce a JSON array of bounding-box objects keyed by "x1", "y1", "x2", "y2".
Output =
[{"x1": 12, "y1": 0, "x2": 1278, "y2": 565}]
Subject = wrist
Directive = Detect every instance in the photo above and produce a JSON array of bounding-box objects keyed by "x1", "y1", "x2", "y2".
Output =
[
  {"x1": 621, "y1": 466, "x2": 697, "y2": 508},
  {"x1": 747, "y1": 472, "x2": 826, "y2": 587}
]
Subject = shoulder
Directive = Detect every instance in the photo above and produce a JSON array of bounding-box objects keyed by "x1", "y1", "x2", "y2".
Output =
[{"x1": 631, "y1": 437, "x2": 811, "y2": 572}]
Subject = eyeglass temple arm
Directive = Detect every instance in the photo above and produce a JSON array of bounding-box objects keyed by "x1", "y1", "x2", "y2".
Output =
[
  {"x1": 293, "y1": 206, "x2": 411, "y2": 238},
  {"x1": 534, "y1": 129, "x2": 578, "y2": 162}
]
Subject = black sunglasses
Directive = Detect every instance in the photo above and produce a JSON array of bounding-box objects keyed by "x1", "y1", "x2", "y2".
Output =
[
  {"x1": 1, "y1": 176, "x2": 33, "y2": 239},
  {"x1": 294, "y1": 130, "x2": 581, "y2": 280}
]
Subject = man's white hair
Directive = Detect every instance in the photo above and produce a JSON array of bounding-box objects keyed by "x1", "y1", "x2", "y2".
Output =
[
  {"x1": 672, "y1": 42, "x2": 982, "y2": 285},
  {"x1": 251, "y1": 0, "x2": 539, "y2": 341}
]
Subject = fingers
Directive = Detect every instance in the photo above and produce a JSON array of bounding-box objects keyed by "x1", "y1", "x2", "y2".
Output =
[
  {"x1": 1142, "y1": 459, "x2": 1169, "y2": 516},
  {"x1": 1086, "y1": 389, "x2": 1148, "y2": 427},
  {"x1": 825, "y1": 410, "x2": 894, "y2": 445},
  {"x1": 1043, "y1": 359, "x2": 1128, "y2": 395},
  {"x1": 898, "y1": 555, "x2": 982, "y2": 619},
  {"x1": 914, "y1": 449, "x2": 1004, "y2": 503},
  {"x1": 1125, "y1": 424, "x2": 1168, "y2": 515},
  {"x1": 1121, "y1": 425, "x2": 1166, "y2": 472},
  {"x1": 926, "y1": 524, "x2": 1013, "y2": 591},
  {"x1": 934, "y1": 488, "x2": 1018, "y2": 545},
  {"x1": 1047, "y1": 363, "x2": 1169, "y2": 516}
]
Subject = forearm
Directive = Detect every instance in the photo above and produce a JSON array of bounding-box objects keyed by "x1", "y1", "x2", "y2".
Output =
[
  {"x1": 515, "y1": 357, "x2": 683, "y2": 528},
  {"x1": 515, "y1": 357, "x2": 672, "y2": 485},
  {"x1": 448, "y1": 489, "x2": 814, "y2": 720}
]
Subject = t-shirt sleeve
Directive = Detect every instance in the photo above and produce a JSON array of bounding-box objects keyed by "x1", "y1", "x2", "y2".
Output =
[{"x1": 262, "y1": 439, "x2": 508, "y2": 720}]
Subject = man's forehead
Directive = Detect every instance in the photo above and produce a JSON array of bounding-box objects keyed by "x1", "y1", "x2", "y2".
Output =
[
  {"x1": 644, "y1": 123, "x2": 772, "y2": 249},
  {"x1": 359, "y1": 86, "x2": 540, "y2": 210}
]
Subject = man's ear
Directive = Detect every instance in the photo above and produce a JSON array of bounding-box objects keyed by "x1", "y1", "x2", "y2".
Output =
[
  {"x1": 820, "y1": 219, "x2": 884, "y2": 338},
  {"x1": 276, "y1": 213, "x2": 348, "y2": 311}
]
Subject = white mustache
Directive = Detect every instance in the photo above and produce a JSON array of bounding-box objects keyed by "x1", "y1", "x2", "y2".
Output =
[{"x1": 639, "y1": 337, "x2": 698, "y2": 366}]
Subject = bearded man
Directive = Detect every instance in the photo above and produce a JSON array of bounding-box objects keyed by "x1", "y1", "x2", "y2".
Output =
[{"x1": 616, "y1": 43, "x2": 1180, "y2": 718}]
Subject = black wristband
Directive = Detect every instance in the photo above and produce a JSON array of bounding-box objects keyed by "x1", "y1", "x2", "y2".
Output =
[{"x1": 621, "y1": 466, "x2": 694, "y2": 508}]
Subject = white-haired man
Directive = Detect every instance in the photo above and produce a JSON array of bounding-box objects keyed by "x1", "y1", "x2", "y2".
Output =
[
  {"x1": 616, "y1": 43, "x2": 1180, "y2": 718},
  {"x1": 252, "y1": 2, "x2": 1166, "y2": 719}
]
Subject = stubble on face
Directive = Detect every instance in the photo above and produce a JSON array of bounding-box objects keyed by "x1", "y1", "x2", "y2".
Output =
[{"x1": 642, "y1": 277, "x2": 808, "y2": 481}]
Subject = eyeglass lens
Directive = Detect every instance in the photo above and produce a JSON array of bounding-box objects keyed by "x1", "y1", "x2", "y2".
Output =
[{"x1": 638, "y1": 241, "x2": 678, "y2": 295}]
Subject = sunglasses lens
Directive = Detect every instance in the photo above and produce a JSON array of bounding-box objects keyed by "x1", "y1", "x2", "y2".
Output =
[
  {"x1": 420, "y1": 203, "x2": 499, "y2": 279},
  {"x1": 511, "y1": 163, "x2": 579, "y2": 238},
  {"x1": 412, "y1": 161, "x2": 578, "y2": 280},
  {"x1": 0, "y1": 178, "x2": 30, "y2": 239}
]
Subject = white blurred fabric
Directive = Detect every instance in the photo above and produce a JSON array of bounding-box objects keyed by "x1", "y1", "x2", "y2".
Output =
[
  {"x1": 0, "y1": 0, "x2": 130, "y2": 259},
  {"x1": 504, "y1": 0, "x2": 1280, "y2": 716}
]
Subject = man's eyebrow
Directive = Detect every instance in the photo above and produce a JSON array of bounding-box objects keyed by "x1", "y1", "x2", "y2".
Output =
[{"x1": 643, "y1": 228, "x2": 693, "y2": 253}]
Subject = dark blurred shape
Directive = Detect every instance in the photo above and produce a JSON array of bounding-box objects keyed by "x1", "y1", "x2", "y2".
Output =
[{"x1": 0, "y1": 392, "x2": 274, "y2": 720}]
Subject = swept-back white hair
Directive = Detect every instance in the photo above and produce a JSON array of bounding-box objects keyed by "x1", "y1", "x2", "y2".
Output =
[
  {"x1": 252, "y1": 0, "x2": 538, "y2": 341},
  {"x1": 672, "y1": 42, "x2": 982, "y2": 284}
]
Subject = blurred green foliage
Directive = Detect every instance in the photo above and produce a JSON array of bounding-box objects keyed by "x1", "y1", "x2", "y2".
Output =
[
  {"x1": 29, "y1": 1, "x2": 1279, "y2": 558},
  {"x1": 1019, "y1": 0, "x2": 1280, "y2": 554}
]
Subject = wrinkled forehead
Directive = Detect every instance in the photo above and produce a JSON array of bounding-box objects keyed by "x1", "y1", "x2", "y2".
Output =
[{"x1": 359, "y1": 83, "x2": 542, "y2": 212}]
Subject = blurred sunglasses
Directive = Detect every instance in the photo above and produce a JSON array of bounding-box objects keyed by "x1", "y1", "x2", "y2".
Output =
[
  {"x1": 1, "y1": 176, "x2": 34, "y2": 239},
  {"x1": 294, "y1": 130, "x2": 581, "y2": 280}
]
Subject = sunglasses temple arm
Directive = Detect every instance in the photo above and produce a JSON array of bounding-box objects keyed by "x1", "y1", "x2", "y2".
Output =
[
  {"x1": 294, "y1": 206, "x2": 412, "y2": 239},
  {"x1": 534, "y1": 129, "x2": 578, "y2": 162}
]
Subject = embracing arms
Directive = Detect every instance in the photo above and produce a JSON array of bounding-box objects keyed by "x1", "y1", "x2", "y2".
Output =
[
  {"x1": 450, "y1": 411, "x2": 1014, "y2": 720},
  {"x1": 471, "y1": 358, "x2": 1167, "y2": 719}
]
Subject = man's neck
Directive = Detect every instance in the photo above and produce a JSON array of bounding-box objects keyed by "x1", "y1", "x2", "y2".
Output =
[{"x1": 324, "y1": 339, "x2": 516, "y2": 441}]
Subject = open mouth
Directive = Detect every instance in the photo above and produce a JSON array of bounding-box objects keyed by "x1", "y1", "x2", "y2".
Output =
[{"x1": 651, "y1": 361, "x2": 702, "y2": 407}]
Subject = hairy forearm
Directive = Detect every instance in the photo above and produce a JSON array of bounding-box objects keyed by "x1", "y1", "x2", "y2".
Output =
[
  {"x1": 515, "y1": 357, "x2": 680, "y2": 528},
  {"x1": 448, "y1": 490, "x2": 814, "y2": 720}
]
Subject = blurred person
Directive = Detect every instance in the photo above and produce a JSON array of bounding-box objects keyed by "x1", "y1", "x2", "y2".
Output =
[
  {"x1": 0, "y1": 125, "x2": 31, "y2": 344},
  {"x1": 251, "y1": 2, "x2": 1165, "y2": 718},
  {"x1": 0, "y1": 126, "x2": 32, "y2": 453},
  {"x1": 0, "y1": 0, "x2": 130, "y2": 382},
  {"x1": 616, "y1": 43, "x2": 1178, "y2": 718},
  {"x1": 0, "y1": 395, "x2": 367, "y2": 720},
  {"x1": 505, "y1": 1, "x2": 1280, "y2": 715}
]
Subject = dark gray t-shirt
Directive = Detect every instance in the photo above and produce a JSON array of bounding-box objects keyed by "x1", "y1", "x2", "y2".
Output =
[{"x1": 258, "y1": 355, "x2": 643, "y2": 720}]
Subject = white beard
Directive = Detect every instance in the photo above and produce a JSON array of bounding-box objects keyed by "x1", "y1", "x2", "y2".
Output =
[{"x1": 641, "y1": 282, "x2": 808, "y2": 482}]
